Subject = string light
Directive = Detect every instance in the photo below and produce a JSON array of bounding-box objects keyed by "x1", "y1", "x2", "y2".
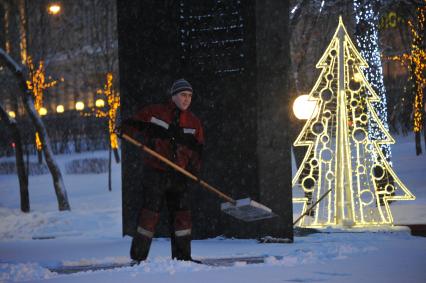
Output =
[
  {"x1": 389, "y1": 6, "x2": 426, "y2": 136},
  {"x1": 95, "y1": 73, "x2": 120, "y2": 150},
  {"x1": 353, "y1": 0, "x2": 392, "y2": 162},
  {"x1": 26, "y1": 57, "x2": 58, "y2": 151},
  {"x1": 292, "y1": 18, "x2": 415, "y2": 228}
]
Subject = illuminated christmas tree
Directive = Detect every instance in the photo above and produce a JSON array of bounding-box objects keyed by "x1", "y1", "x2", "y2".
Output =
[{"x1": 292, "y1": 17, "x2": 415, "y2": 228}]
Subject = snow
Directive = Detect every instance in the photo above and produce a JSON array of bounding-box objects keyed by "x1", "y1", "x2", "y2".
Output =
[{"x1": 1, "y1": 134, "x2": 426, "y2": 282}]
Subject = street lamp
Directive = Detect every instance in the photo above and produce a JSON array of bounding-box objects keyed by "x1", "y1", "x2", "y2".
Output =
[
  {"x1": 48, "y1": 3, "x2": 61, "y2": 15},
  {"x1": 39, "y1": 107, "x2": 48, "y2": 116},
  {"x1": 75, "y1": 101, "x2": 85, "y2": 111},
  {"x1": 95, "y1": 99, "x2": 105, "y2": 108},
  {"x1": 293, "y1": 94, "x2": 318, "y2": 120},
  {"x1": 56, "y1": 105, "x2": 64, "y2": 113}
]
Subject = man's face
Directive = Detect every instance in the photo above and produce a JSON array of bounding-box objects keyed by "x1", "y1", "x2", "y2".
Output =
[{"x1": 172, "y1": 91, "x2": 193, "y2": 111}]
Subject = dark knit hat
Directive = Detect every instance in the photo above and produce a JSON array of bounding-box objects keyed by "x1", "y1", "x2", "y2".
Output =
[{"x1": 170, "y1": 79, "x2": 193, "y2": 96}]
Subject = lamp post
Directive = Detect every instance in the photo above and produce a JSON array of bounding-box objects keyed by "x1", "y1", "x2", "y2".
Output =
[
  {"x1": 292, "y1": 94, "x2": 318, "y2": 120},
  {"x1": 47, "y1": 3, "x2": 61, "y2": 15}
]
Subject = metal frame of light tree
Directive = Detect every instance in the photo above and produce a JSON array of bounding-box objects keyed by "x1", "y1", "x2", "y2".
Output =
[
  {"x1": 292, "y1": 17, "x2": 415, "y2": 228},
  {"x1": 389, "y1": 5, "x2": 426, "y2": 155},
  {"x1": 26, "y1": 57, "x2": 58, "y2": 156},
  {"x1": 353, "y1": 0, "x2": 392, "y2": 162}
]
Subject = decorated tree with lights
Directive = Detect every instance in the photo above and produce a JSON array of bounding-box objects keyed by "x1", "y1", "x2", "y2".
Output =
[
  {"x1": 353, "y1": 0, "x2": 392, "y2": 162},
  {"x1": 390, "y1": 5, "x2": 426, "y2": 155},
  {"x1": 94, "y1": 72, "x2": 120, "y2": 191},
  {"x1": 292, "y1": 18, "x2": 415, "y2": 228},
  {"x1": 26, "y1": 57, "x2": 59, "y2": 163},
  {"x1": 0, "y1": 48, "x2": 70, "y2": 211}
]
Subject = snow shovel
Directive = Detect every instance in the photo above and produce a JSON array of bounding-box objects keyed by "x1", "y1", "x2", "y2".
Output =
[{"x1": 120, "y1": 133, "x2": 276, "y2": 222}]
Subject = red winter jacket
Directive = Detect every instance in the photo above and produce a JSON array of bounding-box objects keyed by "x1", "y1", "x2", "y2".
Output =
[{"x1": 122, "y1": 100, "x2": 204, "y2": 174}]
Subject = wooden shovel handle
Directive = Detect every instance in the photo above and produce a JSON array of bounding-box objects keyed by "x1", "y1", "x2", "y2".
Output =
[{"x1": 121, "y1": 133, "x2": 236, "y2": 204}]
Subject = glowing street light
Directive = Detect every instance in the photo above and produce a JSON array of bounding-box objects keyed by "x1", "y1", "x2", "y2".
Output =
[
  {"x1": 95, "y1": 99, "x2": 105, "y2": 108},
  {"x1": 48, "y1": 3, "x2": 61, "y2": 15},
  {"x1": 293, "y1": 94, "x2": 318, "y2": 120},
  {"x1": 39, "y1": 107, "x2": 48, "y2": 116},
  {"x1": 75, "y1": 101, "x2": 85, "y2": 111},
  {"x1": 56, "y1": 105, "x2": 64, "y2": 113}
]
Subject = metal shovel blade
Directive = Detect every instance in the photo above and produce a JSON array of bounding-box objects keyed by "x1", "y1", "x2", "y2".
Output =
[{"x1": 221, "y1": 198, "x2": 277, "y2": 222}]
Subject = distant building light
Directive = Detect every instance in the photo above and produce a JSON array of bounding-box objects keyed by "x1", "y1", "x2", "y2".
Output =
[
  {"x1": 95, "y1": 99, "x2": 105, "y2": 108},
  {"x1": 48, "y1": 3, "x2": 61, "y2": 15},
  {"x1": 8, "y1": 111, "x2": 16, "y2": 118},
  {"x1": 56, "y1": 105, "x2": 65, "y2": 113},
  {"x1": 75, "y1": 101, "x2": 85, "y2": 111},
  {"x1": 39, "y1": 107, "x2": 48, "y2": 116}
]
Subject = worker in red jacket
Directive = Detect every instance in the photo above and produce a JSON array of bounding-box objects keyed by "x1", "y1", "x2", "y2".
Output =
[{"x1": 121, "y1": 79, "x2": 204, "y2": 262}]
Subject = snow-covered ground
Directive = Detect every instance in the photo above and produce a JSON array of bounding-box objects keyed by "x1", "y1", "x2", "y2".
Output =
[{"x1": 1, "y1": 134, "x2": 426, "y2": 283}]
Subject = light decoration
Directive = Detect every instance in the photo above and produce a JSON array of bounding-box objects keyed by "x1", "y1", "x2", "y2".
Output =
[
  {"x1": 293, "y1": 94, "x2": 319, "y2": 120},
  {"x1": 56, "y1": 105, "x2": 64, "y2": 113},
  {"x1": 26, "y1": 57, "x2": 58, "y2": 151},
  {"x1": 292, "y1": 17, "x2": 415, "y2": 228},
  {"x1": 379, "y1": 11, "x2": 405, "y2": 31},
  {"x1": 95, "y1": 73, "x2": 120, "y2": 151},
  {"x1": 389, "y1": 5, "x2": 426, "y2": 154},
  {"x1": 353, "y1": 0, "x2": 392, "y2": 162}
]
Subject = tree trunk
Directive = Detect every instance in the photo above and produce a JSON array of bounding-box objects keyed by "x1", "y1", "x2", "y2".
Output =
[
  {"x1": 37, "y1": 149, "x2": 43, "y2": 164},
  {"x1": 108, "y1": 147, "x2": 112, "y2": 191},
  {"x1": 113, "y1": 147, "x2": 120, "y2": 163},
  {"x1": 0, "y1": 104, "x2": 30, "y2": 212},
  {"x1": 0, "y1": 48, "x2": 71, "y2": 211}
]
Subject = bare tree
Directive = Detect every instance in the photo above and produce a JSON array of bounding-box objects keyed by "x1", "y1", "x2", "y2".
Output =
[
  {"x1": 0, "y1": 48, "x2": 71, "y2": 211},
  {"x1": 0, "y1": 103, "x2": 29, "y2": 212}
]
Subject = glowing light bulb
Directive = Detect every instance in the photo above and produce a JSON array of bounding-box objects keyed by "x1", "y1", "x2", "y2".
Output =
[
  {"x1": 8, "y1": 111, "x2": 16, "y2": 118},
  {"x1": 56, "y1": 105, "x2": 64, "y2": 113},
  {"x1": 39, "y1": 107, "x2": 47, "y2": 116},
  {"x1": 75, "y1": 101, "x2": 85, "y2": 111},
  {"x1": 353, "y1": 73, "x2": 363, "y2": 82},
  {"x1": 48, "y1": 4, "x2": 61, "y2": 15},
  {"x1": 293, "y1": 94, "x2": 319, "y2": 120},
  {"x1": 95, "y1": 99, "x2": 105, "y2": 108}
]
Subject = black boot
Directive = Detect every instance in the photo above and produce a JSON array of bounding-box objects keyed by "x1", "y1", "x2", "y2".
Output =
[
  {"x1": 172, "y1": 235, "x2": 191, "y2": 261},
  {"x1": 130, "y1": 235, "x2": 152, "y2": 262}
]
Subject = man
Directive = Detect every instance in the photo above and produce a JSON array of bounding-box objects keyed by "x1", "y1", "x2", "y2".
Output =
[{"x1": 121, "y1": 79, "x2": 204, "y2": 262}]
